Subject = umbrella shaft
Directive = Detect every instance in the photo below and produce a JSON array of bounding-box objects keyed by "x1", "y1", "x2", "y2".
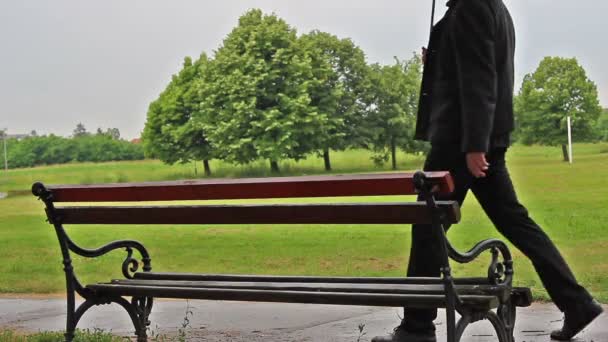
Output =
[{"x1": 430, "y1": 0, "x2": 437, "y2": 38}]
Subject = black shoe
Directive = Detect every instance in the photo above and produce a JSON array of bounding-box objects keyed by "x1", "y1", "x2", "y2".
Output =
[
  {"x1": 371, "y1": 325, "x2": 436, "y2": 342},
  {"x1": 550, "y1": 299, "x2": 603, "y2": 340}
]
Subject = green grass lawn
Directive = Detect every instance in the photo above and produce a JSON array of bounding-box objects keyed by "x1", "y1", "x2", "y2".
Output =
[
  {"x1": 0, "y1": 149, "x2": 426, "y2": 194},
  {"x1": 0, "y1": 144, "x2": 606, "y2": 303},
  {"x1": 0, "y1": 329, "x2": 123, "y2": 342}
]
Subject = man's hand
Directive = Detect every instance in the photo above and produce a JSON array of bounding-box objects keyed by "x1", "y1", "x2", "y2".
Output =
[
  {"x1": 422, "y1": 47, "x2": 428, "y2": 64},
  {"x1": 466, "y1": 152, "x2": 489, "y2": 178}
]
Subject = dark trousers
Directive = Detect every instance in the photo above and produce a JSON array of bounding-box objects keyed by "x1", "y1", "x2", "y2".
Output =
[{"x1": 403, "y1": 146, "x2": 592, "y2": 332}]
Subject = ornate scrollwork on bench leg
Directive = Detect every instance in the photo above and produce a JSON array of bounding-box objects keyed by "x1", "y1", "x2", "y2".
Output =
[
  {"x1": 54, "y1": 231, "x2": 154, "y2": 341},
  {"x1": 132, "y1": 296, "x2": 154, "y2": 341},
  {"x1": 63, "y1": 240, "x2": 154, "y2": 341},
  {"x1": 455, "y1": 311, "x2": 472, "y2": 342},
  {"x1": 414, "y1": 172, "x2": 463, "y2": 342},
  {"x1": 443, "y1": 237, "x2": 517, "y2": 342},
  {"x1": 32, "y1": 182, "x2": 154, "y2": 342},
  {"x1": 413, "y1": 173, "x2": 517, "y2": 342},
  {"x1": 57, "y1": 235, "x2": 155, "y2": 341},
  {"x1": 497, "y1": 299, "x2": 516, "y2": 342},
  {"x1": 486, "y1": 310, "x2": 512, "y2": 342},
  {"x1": 455, "y1": 306, "x2": 514, "y2": 342},
  {"x1": 65, "y1": 296, "x2": 151, "y2": 342}
]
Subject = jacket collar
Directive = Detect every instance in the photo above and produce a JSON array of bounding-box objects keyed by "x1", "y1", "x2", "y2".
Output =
[{"x1": 446, "y1": 0, "x2": 458, "y2": 7}]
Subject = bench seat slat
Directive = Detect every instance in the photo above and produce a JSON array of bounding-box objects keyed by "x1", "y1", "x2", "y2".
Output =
[
  {"x1": 46, "y1": 172, "x2": 454, "y2": 202},
  {"x1": 133, "y1": 272, "x2": 487, "y2": 284},
  {"x1": 109, "y1": 279, "x2": 509, "y2": 297},
  {"x1": 129, "y1": 273, "x2": 532, "y2": 307},
  {"x1": 87, "y1": 284, "x2": 498, "y2": 310},
  {"x1": 55, "y1": 202, "x2": 460, "y2": 225}
]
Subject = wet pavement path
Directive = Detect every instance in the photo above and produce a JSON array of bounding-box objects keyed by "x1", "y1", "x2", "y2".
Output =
[{"x1": 0, "y1": 298, "x2": 606, "y2": 341}]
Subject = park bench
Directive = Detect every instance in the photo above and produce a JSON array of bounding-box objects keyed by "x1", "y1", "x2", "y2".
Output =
[{"x1": 32, "y1": 171, "x2": 531, "y2": 342}]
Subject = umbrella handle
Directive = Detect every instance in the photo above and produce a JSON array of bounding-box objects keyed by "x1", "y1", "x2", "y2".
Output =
[{"x1": 429, "y1": 0, "x2": 437, "y2": 40}]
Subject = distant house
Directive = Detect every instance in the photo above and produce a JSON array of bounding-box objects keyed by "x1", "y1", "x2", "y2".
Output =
[{"x1": 130, "y1": 138, "x2": 142, "y2": 144}]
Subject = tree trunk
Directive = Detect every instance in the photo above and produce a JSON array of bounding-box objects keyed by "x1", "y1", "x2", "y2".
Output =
[
  {"x1": 270, "y1": 160, "x2": 280, "y2": 174},
  {"x1": 193, "y1": 161, "x2": 198, "y2": 176},
  {"x1": 203, "y1": 160, "x2": 211, "y2": 176},
  {"x1": 323, "y1": 148, "x2": 332, "y2": 171},
  {"x1": 391, "y1": 139, "x2": 397, "y2": 170},
  {"x1": 562, "y1": 144, "x2": 569, "y2": 162}
]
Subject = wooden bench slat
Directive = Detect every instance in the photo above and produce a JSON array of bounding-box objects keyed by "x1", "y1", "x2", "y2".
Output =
[
  {"x1": 54, "y1": 202, "x2": 460, "y2": 225},
  {"x1": 128, "y1": 273, "x2": 532, "y2": 306},
  {"x1": 46, "y1": 172, "x2": 454, "y2": 202},
  {"x1": 87, "y1": 284, "x2": 498, "y2": 310},
  {"x1": 133, "y1": 272, "x2": 488, "y2": 284},
  {"x1": 109, "y1": 279, "x2": 509, "y2": 297}
]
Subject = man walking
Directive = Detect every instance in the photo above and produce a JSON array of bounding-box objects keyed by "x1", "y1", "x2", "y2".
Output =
[{"x1": 372, "y1": 0, "x2": 603, "y2": 341}]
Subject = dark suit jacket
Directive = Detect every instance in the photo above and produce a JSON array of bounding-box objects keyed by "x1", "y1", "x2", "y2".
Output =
[{"x1": 414, "y1": 0, "x2": 516, "y2": 152}]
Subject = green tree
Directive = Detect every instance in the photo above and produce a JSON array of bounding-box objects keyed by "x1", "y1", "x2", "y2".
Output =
[
  {"x1": 596, "y1": 108, "x2": 608, "y2": 141},
  {"x1": 96, "y1": 127, "x2": 121, "y2": 140},
  {"x1": 366, "y1": 55, "x2": 423, "y2": 170},
  {"x1": 298, "y1": 31, "x2": 371, "y2": 170},
  {"x1": 4, "y1": 134, "x2": 143, "y2": 169},
  {"x1": 107, "y1": 128, "x2": 120, "y2": 140},
  {"x1": 143, "y1": 54, "x2": 214, "y2": 175},
  {"x1": 72, "y1": 123, "x2": 89, "y2": 138},
  {"x1": 515, "y1": 57, "x2": 602, "y2": 160},
  {"x1": 22, "y1": 135, "x2": 72, "y2": 165},
  {"x1": 197, "y1": 10, "x2": 322, "y2": 173},
  {"x1": 73, "y1": 135, "x2": 143, "y2": 163}
]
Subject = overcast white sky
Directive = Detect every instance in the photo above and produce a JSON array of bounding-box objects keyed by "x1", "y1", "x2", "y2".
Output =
[{"x1": 1, "y1": 0, "x2": 607, "y2": 139}]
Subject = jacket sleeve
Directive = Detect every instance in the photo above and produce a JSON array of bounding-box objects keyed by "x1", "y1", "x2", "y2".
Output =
[{"x1": 450, "y1": 0, "x2": 498, "y2": 152}]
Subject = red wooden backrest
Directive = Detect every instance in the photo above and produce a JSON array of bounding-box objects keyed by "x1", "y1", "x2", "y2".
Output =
[
  {"x1": 36, "y1": 172, "x2": 459, "y2": 225},
  {"x1": 45, "y1": 172, "x2": 454, "y2": 203}
]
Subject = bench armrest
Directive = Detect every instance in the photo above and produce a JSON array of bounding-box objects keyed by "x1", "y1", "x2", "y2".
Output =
[
  {"x1": 66, "y1": 237, "x2": 152, "y2": 279},
  {"x1": 446, "y1": 238, "x2": 513, "y2": 286}
]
